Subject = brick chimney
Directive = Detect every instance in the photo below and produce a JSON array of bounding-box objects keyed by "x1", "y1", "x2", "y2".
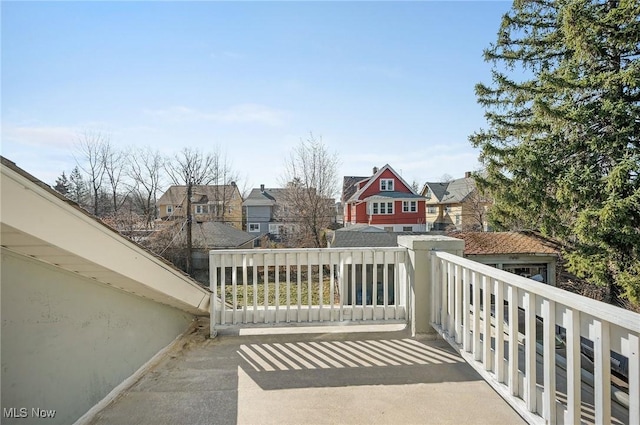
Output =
[
  {"x1": 465, "y1": 171, "x2": 472, "y2": 178},
  {"x1": 373, "y1": 166, "x2": 379, "y2": 174}
]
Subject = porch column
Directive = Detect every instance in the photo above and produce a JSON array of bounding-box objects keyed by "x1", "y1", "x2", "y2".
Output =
[{"x1": 397, "y1": 235, "x2": 465, "y2": 337}]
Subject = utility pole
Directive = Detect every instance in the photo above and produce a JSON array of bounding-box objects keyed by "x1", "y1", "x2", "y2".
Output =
[{"x1": 186, "y1": 179, "x2": 193, "y2": 275}]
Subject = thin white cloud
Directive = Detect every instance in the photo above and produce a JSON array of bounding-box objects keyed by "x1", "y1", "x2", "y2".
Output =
[
  {"x1": 1, "y1": 124, "x2": 79, "y2": 149},
  {"x1": 145, "y1": 104, "x2": 290, "y2": 127}
]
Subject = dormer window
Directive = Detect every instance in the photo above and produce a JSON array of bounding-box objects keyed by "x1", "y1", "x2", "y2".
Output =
[{"x1": 380, "y1": 179, "x2": 394, "y2": 191}]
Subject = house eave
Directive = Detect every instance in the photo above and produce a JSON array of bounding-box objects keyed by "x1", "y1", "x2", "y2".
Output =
[{"x1": 1, "y1": 157, "x2": 211, "y2": 316}]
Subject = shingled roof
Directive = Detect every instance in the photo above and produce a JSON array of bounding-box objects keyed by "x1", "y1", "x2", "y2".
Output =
[
  {"x1": 448, "y1": 231, "x2": 562, "y2": 256},
  {"x1": 242, "y1": 188, "x2": 287, "y2": 206},
  {"x1": 158, "y1": 185, "x2": 238, "y2": 205},
  {"x1": 342, "y1": 176, "x2": 368, "y2": 203},
  {"x1": 173, "y1": 221, "x2": 257, "y2": 249},
  {"x1": 424, "y1": 177, "x2": 476, "y2": 204}
]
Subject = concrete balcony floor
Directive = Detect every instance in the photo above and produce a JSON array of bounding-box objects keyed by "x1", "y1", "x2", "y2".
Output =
[{"x1": 89, "y1": 321, "x2": 526, "y2": 425}]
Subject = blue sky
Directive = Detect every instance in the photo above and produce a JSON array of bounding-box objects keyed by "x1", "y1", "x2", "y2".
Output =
[{"x1": 1, "y1": 1, "x2": 512, "y2": 193}]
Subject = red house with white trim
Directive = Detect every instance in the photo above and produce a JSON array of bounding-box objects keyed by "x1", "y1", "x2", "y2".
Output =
[{"x1": 343, "y1": 164, "x2": 427, "y2": 232}]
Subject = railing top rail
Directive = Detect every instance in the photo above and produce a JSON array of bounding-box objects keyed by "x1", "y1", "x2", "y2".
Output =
[
  {"x1": 432, "y1": 250, "x2": 640, "y2": 332},
  {"x1": 209, "y1": 247, "x2": 408, "y2": 256}
]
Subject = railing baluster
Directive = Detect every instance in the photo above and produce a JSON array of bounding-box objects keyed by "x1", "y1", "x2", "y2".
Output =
[
  {"x1": 507, "y1": 285, "x2": 518, "y2": 397},
  {"x1": 307, "y1": 252, "x2": 313, "y2": 322},
  {"x1": 362, "y1": 250, "x2": 367, "y2": 321},
  {"x1": 220, "y1": 255, "x2": 226, "y2": 325},
  {"x1": 482, "y1": 274, "x2": 491, "y2": 372},
  {"x1": 232, "y1": 254, "x2": 238, "y2": 325},
  {"x1": 628, "y1": 332, "x2": 639, "y2": 425},
  {"x1": 263, "y1": 254, "x2": 268, "y2": 324},
  {"x1": 441, "y1": 259, "x2": 447, "y2": 327},
  {"x1": 242, "y1": 254, "x2": 248, "y2": 324},
  {"x1": 252, "y1": 254, "x2": 257, "y2": 324},
  {"x1": 494, "y1": 279, "x2": 505, "y2": 383},
  {"x1": 394, "y1": 250, "x2": 400, "y2": 320},
  {"x1": 524, "y1": 291, "x2": 536, "y2": 413},
  {"x1": 286, "y1": 253, "x2": 291, "y2": 323},
  {"x1": 307, "y1": 252, "x2": 312, "y2": 322},
  {"x1": 462, "y1": 267, "x2": 471, "y2": 352},
  {"x1": 372, "y1": 250, "x2": 378, "y2": 321},
  {"x1": 383, "y1": 251, "x2": 389, "y2": 320},
  {"x1": 351, "y1": 251, "x2": 356, "y2": 320},
  {"x1": 274, "y1": 253, "x2": 280, "y2": 324},
  {"x1": 565, "y1": 307, "x2": 581, "y2": 425},
  {"x1": 431, "y1": 253, "x2": 439, "y2": 325},
  {"x1": 296, "y1": 252, "x2": 302, "y2": 323},
  {"x1": 319, "y1": 251, "x2": 324, "y2": 322},
  {"x1": 211, "y1": 254, "x2": 218, "y2": 328},
  {"x1": 447, "y1": 262, "x2": 455, "y2": 336},
  {"x1": 329, "y1": 252, "x2": 335, "y2": 322},
  {"x1": 339, "y1": 251, "x2": 345, "y2": 322},
  {"x1": 542, "y1": 298, "x2": 556, "y2": 424},
  {"x1": 594, "y1": 319, "x2": 611, "y2": 425},
  {"x1": 472, "y1": 271, "x2": 481, "y2": 362},
  {"x1": 454, "y1": 265, "x2": 462, "y2": 344}
]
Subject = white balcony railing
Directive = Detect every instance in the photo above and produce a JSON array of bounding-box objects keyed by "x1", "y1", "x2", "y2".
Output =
[
  {"x1": 210, "y1": 247, "x2": 409, "y2": 329},
  {"x1": 431, "y1": 250, "x2": 639, "y2": 425},
  {"x1": 209, "y1": 237, "x2": 639, "y2": 425}
]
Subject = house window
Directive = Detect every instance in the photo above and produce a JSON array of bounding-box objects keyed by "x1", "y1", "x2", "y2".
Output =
[
  {"x1": 371, "y1": 202, "x2": 393, "y2": 214},
  {"x1": 425, "y1": 189, "x2": 432, "y2": 200},
  {"x1": 269, "y1": 224, "x2": 281, "y2": 235},
  {"x1": 427, "y1": 206, "x2": 437, "y2": 214},
  {"x1": 380, "y1": 179, "x2": 394, "y2": 191},
  {"x1": 403, "y1": 226, "x2": 413, "y2": 231},
  {"x1": 402, "y1": 201, "x2": 417, "y2": 212},
  {"x1": 167, "y1": 205, "x2": 173, "y2": 214},
  {"x1": 384, "y1": 227, "x2": 394, "y2": 232},
  {"x1": 195, "y1": 205, "x2": 208, "y2": 214},
  {"x1": 248, "y1": 223, "x2": 260, "y2": 232},
  {"x1": 455, "y1": 214, "x2": 461, "y2": 225}
]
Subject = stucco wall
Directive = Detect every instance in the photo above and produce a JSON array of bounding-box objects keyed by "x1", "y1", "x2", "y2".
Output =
[{"x1": 1, "y1": 249, "x2": 194, "y2": 425}]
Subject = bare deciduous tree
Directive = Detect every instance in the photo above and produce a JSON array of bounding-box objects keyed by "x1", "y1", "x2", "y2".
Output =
[
  {"x1": 279, "y1": 134, "x2": 340, "y2": 248},
  {"x1": 165, "y1": 147, "x2": 216, "y2": 274},
  {"x1": 128, "y1": 147, "x2": 164, "y2": 229},
  {"x1": 461, "y1": 173, "x2": 493, "y2": 232},
  {"x1": 103, "y1": 141, "x2": 127, "y2": 216},
  {"x1": 75, "y1": 130, "x2": 109, "y2": 216},
  {"x1": 209, "y1": 148, "x2": 241, "y2": 224}
]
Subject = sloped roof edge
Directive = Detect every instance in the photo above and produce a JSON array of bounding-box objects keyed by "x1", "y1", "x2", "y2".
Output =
[{"x1": 1, "y1": 157, "x2": 211, "y2": 316}]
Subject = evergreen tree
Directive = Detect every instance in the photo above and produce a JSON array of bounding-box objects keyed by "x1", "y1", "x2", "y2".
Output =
[
  {"x1": 68, "y1": 166, "x2": 89, "y2": 208},
  {"x1": 53, "y1": 172, "x2": 70, "y2": 196},
  {"x1": 471, "y1": 0, "x2": 640, "y2": 305}
]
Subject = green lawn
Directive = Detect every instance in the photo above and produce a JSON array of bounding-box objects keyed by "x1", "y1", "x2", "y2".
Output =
[{"x1": 220, "y1": 277, "x2": 339, "y2": 308}]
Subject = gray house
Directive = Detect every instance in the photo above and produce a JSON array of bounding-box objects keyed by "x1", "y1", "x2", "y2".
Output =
[{"x1": 243, "y1": 185, "x2": 296, "y2": 239}]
